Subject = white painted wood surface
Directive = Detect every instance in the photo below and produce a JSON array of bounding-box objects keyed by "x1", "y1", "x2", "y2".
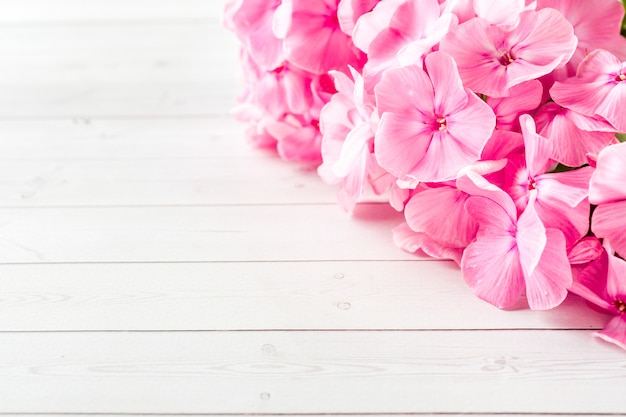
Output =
[{"x1": 0, "y1": 1, "x2": 624, "y2": 415}]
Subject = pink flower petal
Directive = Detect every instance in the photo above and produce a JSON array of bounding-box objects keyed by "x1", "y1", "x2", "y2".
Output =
[
  {"x1": 535, "y1": 103, "x2": 618, "y2": 167},
  {"x1": 427, "y1": 51, "x2": 469, "y2": 116},
  {"x1": 375, "y1": 65, "x2": 434, "y2": 115},
  {"x1": 589, "y1": 142, "x2": 626, "y2": 204},
  {"x1": 519, "y1": 114, "x2": 552, "y2": 178},
  {"x1": 516, "y1": 194, "x2": 547, "y2": 279},
  {"x1": 594, "y1": 315, "x2": 626, "y2": 351},
  {"x1": 404, "y1": 185, "x2": 477, "y2": 248},
  {"x1": 473, "y1": 0, "x2": 525, "y2": 26},
  {"x1": 596, "y1": 81, "x2": 626, "y2": 133},
  {"x1": 591, "y1": 200, "x2": 626, "y2": 259},
  {"x1": 351, "y1": 0, "x2": 404, "y2": 53},
  {"x1": 487, "y1": 80, "x2": 543, "y2": 131},
  {"x1": 524, "y1": 228, "x2": 571, "y2": 310},
  {"x1": 392, "y1": 222, "x2": 463, "y2": 264},
  {"x1": 375, "y1": 112, "x2": 433, "y2": 179},
  {"x1": 462, "y1": 196, "x2": 525, "y2": 309}
]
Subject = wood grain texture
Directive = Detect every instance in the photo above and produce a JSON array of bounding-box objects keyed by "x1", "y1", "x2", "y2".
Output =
[
  {"x1": 1, "y1": 331, "x2": 625, "y2": 414},
  {"x1": 0, "y1": 20, "x2": 239, "y2": 118},
  {"x1": 0, "y1": 204, "x2": 414, "y2": 263},
  {"x1": 0, "y1": 261, "x2": 607, "y2": 331}
]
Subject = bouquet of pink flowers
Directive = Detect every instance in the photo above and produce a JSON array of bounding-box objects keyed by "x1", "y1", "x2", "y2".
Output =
[{"x1": 223, "y1": 0, "x2": 626, "y2": 351}]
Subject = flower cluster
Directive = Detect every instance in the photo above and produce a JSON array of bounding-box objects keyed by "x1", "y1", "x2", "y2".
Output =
[{"x1": 224, "y1": 0, "x2": 626, "y2": 351}]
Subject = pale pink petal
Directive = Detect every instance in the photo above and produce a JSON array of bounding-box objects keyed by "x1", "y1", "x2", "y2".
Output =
[
  {"x1": 524, "y1": 228, "x2": 571, "y2": 310},
  {"x1": 392, "y1": 223, "x2": 463, "y2": 264},
  {"x1": 596, "y1": 82, "x2": 626, "y2": 133},
  {"x1": 536, "y1": 167, "x2": 592, "y2": 208},
  {"x1": 538, "y1": 0, "x2": 626, "y2": 69},
  {"x1": 404, "y1": 185, "x2": 478, "y2": 248},
  {"x1": 473, "y1": 0, "x2": 525, "y2": 26},
  {"x1": 589, "y1": 142, "x2": 626, "y2": 204},
  {"x1": 392, "y1": 221, "x2": 423, "y2": 253},
  {"x1": 375, "y1": 65, "x2": 434, "y2": 115},
  {"x1": 594, "y1": 316, "x2": 626, "y2": 351},
  {"x1": 592, "y1": 201, "x2": 626, "y2": 259},
  {"x1": 516, "y1": 193, "x2": 547, "y2": 279},
  {"x1": 332, "y1": 122, "x2": 372, "y2": 177},
  {"x1": 336, "y1": 148, "x2": 369, "y2": 211},
  {"x1": 362, "y1": 27, "x2": 415, "y2": 92},
  {"x1": 374, "y1": 112, "x2": 433, "y2": 179},
  {"x1": 550, "y1": 50, "x2": 624, "y2": 118},
  {"x1": 535, "y1": 103, "x2": 618, "y2": 167},
  {"x1": 272, "y1": 0, "x2": 292, "y2": 38},
  {"x1": 427, "y1": 51, "x2": 468, "y2": 116},
  {"x1": 456, "y1": 170, "x2": 518, "y2": 221},
  {"x1": 462, "y1": 196, "x2": 525, "y2": 309},
  {"x1": 487, "y1": 80, "x2": 543, "y2": 131},
  {"x1": 336, "y1": 0, "x2": 380, "y2": 35},
  {"x1": 511, "y1": 9, "x2": 577, "y2": 70},
  {"x1": 351, "y1": 0, "x2": 404, "y2": 53},
  {"x1": 519, "y1": 114, "x2": 552, "y2": 178}
]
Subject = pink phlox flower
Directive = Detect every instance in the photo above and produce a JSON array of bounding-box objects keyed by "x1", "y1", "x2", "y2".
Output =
[
  {"x1": 503, "y1": 114, "x2": 591, "y2": 246},
  {"x1": 374, "y1": 51, "x2": 496, "y2": 183},
  {"x1": 589, "y1": 141, "x2": 626, "y2": 259},
  {"x1": 223, "y1": 0, "x2": 286, "y2": 70},
  {"x1": 537, "y1": 0, "x2": 626, "y2": 79},
  {"x1": 550, "y1": 49, "x2": 626, "y2": 133},
  {"x1": 457, "y1": 169, "x2": 572, "y2": 310},
  {"x1": 337, "y1": 0, "x2": 381, "y2": 35},
  {"x1": 439, "y1": 8, "x2": 577, "y2": 97},
  {"x1": 266, "y1": 113, "x2": 323, "y2": 162},
  {"x1": 403, "y1": 181, "x2": 479, "y2": 254},
  {"x1": 392, "y1": 221, "x2": 464, "y2": 265},
  {"x1": 281, "y1": 0, "x2": 366, "y2": 74},
  {"x1": 353, "y1": 0, "x2": 456, "y2": 93},
  {"x1": 570, "y1": 245, "x2": 626, "y2": 351},
  {"x1": 318, "y1": 67, "x2": 389, "y2": 211},
  {"x1": 487, "y1": 80, "x2": 543, "y2": 131},
  {"x1": 534, "y1": 102, "x2": 618, "y2": 167}
]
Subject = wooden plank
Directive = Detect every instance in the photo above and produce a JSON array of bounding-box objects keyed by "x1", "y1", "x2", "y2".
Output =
[
  {"x1": 0, "y1": 204, "x2": 414, "y2": 263},
  {"x1": 0, "y1": 21, "x2": 242, "y2": 117},
  {"x1": 0, "y1": 154, "x2": 335, "y2": 207},
  {"x1": 0, "y1": 117, "x2": 249, "y2": 159},
  {"x1": 0, "y1": 0, "x2": 222, "y2": 23},
  {"x1": 0, "y1": 331, "x2": 624, "y2": 414},
  {"x1": 0, "y1": 261, "x2": 607, "y2": 331}
]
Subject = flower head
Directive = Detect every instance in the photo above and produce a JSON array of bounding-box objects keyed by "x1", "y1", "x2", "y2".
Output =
[{"x1": 374, "y1": 51, "x2": 496, "y2": 183}]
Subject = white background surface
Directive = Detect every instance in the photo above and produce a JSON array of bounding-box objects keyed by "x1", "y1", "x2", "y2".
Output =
[{"x1": 0, "y1": 1, "x2": 625, "y2": 414}]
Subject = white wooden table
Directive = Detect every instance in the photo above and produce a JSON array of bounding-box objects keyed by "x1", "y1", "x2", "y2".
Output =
[{"x1": 0, "y1": 1, "x2": 625, "y2": 415}]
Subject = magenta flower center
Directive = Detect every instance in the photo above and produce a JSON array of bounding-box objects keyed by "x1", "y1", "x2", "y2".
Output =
[
  {"x1": 615, "y1": 73, "x2": 626, "y2": 82},
  {"x1": 528, "y1": 178, "x2": 536, "y2": 191},
  {"x1": 498, "y1": 51, "x2": 516, "y2": 66},
  {"x1": 615, "y1": 299, "x2": 626, "y2": 314},
  {"x1": 436, "y1": 117, "x2": 447, "y2": 132}
]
